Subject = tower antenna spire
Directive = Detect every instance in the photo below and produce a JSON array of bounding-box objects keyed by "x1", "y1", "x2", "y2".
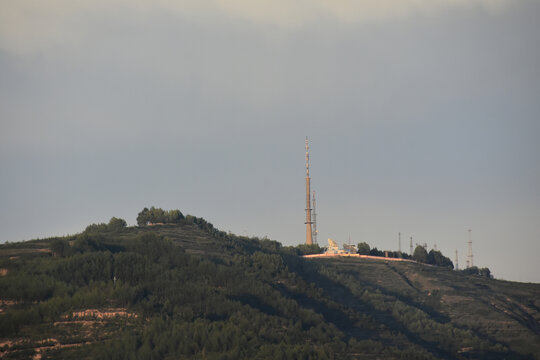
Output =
[
  {"x1": 467, "y1": 229, "x2": 473, "y2": 268},
  {"x1": 455, "y1": 249, "x2": 459, "y2": 270},
  {"x1": 312, "y1": 191, "x2": 318, "y2": 244},
  {"x1": 305, "y1": 137, "x2": 313, "y2": 245}
]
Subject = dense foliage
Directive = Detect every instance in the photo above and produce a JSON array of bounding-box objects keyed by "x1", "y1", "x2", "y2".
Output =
[
  {"x1": 136, "y1": 207, "x2": 184, "y2": 226},
  {"x1": 427, "y1": 250, "x2": 454, "y2": 269},
  {"x1": 460, "y1": 266, "x2": 492, "y2": 278},
  {"x1": 413, "y1": 245, "x2": 429, "y2": 263},
  {"x1": 356, "y1": 242, "x2": 370, "y2": 255},
  {"x1": 83, "y1": 217, "x2": 127, "y2": 234},
  {"x1": 410, "y1": 246, "x2": 454, "y2": 269},
  {"x1": 0, "y1": 209, "x2": 535, "y2": 359}
]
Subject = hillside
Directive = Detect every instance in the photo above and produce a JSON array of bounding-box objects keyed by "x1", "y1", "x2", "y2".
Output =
[{"x1": 1, "y1": 215, "x2": 539, "y2": 359}]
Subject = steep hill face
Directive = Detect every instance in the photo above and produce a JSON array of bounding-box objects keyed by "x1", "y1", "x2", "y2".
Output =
[
  {"x1": 311, "y1": 258, "x2": 540, "y2": 358},
  {"x1": 0, "y1": 219, "x2": 539, "y2": 359}
]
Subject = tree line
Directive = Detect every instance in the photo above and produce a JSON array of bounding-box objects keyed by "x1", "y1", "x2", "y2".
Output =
[
  {"x1": 136, "y1": 207, "x2": 184, "y2": 226},
  {"x1": 355, "y1": 241, "x2": 492, "y2": 276},
  {"x1": 356, "y1": 242, "x2": 454, "y2": 269}
]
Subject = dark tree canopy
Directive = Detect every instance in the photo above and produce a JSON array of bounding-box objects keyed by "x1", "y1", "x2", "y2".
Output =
[
  {"x1": 357, "y1": 242, "x2": 370, "y2": 255},
  {"x1": 50, "y1": 239, "x2": 72, "y2": 257},
  {"x1": 84, "y1": 217, "x2": 128, "y2": 234},
  {"x1": 369, "y1": 247, "x2": 384, "y2": 257},
  {"x1": 137, "y1": 207, "x2": 184, "y2": 226},
  {"x1": 427, "y1": 250, "x2": 454, "y2": 269},
  {"x1": 461, "y1": 266, "x2": 492, "y2": 278},
  {"x1": 412, "y1": 246, "x2": 428, "y2": 263},
  {"x1": 108, "y1": 217, "x2": 127, "y2": 230},
  {"x1": 295, "y1": 243, "x2": 324, "y2": 256}
]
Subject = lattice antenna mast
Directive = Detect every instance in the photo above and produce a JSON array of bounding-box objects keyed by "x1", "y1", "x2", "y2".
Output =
[
  {"x1": 410, "y1": 236, "x2": 413, "y2": 255},
  {"x1": 312, "y1": 191, "x2": 318, "y2": 244},
  {"x1": 467, "y1": 229, "x2": 473, "y2": 268},
  {"x1": 398, "y1": 232, "x2": 401, "y2": 253},
  {"x1": 304, "y1": 137, "x2": 313, "y2": 245},
  {"x1": 455, "y1": 249, "x2": 459, "y2": 270}
]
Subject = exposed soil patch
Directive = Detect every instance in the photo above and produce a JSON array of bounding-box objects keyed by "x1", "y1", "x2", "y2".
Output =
[
  {"x1": 0, "y1": 299, "x2": 16, "y2": 312},
  {"x1": 32, "y1": 339, "x2": 92, "y2": 360},
  {"x1": 0, "y1": 299, "x2": 18, "y2": 306},
  {"x1": 0, "y1": 248, "x2": 51, "y2": 256},
  {"x1": 67, "y1": 308, "x2": 138, "y2": 320}
]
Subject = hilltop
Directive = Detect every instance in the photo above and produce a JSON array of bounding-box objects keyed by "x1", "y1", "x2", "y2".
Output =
[{"x1": 1, "y1": 211, "x2": 539, "y2": 359}]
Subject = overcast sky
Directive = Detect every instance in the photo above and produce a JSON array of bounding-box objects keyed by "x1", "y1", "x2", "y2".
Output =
[{"x1": 1, "y1": 0, "x2": 539, "y2": 282}]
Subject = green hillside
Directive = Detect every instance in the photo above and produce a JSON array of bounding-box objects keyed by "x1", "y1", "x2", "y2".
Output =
[{"x1": 1, "y1": 213, "x2": 539, "y2": 359}]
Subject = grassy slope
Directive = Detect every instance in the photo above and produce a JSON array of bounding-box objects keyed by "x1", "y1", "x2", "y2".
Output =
[{"x1": 1, "y1": 222, "x2": 539, "y2": 359}]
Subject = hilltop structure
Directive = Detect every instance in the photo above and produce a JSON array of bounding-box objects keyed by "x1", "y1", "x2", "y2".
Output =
[
  {"x1": 324, "y1": 239, "x2": 356, "y2": 255},
  {"x1": 305, "y1": 239, "x2": 416, "y2": 263},
  {"x1": 343, "y1": 243, "x2": 357, "y2": 253},
  {"x1": 326, "y1": 238, "x2": 339, "y2": 254}
]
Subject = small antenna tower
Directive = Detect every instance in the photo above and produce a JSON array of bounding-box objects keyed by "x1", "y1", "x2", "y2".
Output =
[
  {"x1": 398, "y1": 232, "x2": 401, "y2": 253},
  {"x1": 433, "y1": 243, "x2": 437, "y2": 251},
  {"x1": 304, "y1": 137, "x2": 313, "y2": 245},
  {"x1": 467, "y1": 229, "x2": 473, "y2": 268},
  {"x1": 455, "y1": 249, "x2": 459, "y2": 270},
  {"x1": 410, "y1": 236, "x2": 413, "y2": 255},
  {"x1": 312, "y1": 191, "x2": 318, "y2": 244}
]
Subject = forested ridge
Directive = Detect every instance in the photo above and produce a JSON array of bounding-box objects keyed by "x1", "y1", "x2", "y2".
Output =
[{"x1": 1, "y1": 210, "x2": 539, "y2": 359}]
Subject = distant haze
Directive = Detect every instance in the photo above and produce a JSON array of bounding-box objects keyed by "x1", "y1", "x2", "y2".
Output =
[{"x1": 1, "y1": 0, "x2": 539, "y2": 282}]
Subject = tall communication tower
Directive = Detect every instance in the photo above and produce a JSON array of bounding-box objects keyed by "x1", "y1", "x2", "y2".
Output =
[
  {"x1": 467, "y1": 229, "x2": 473, "y2": 268},
  {"x1": 312, "y1": 191, "x2": 318, "y2": 244},
  {"x1": 398, "y1": 232, "x2": 401, "y2": 253},
  {"x1": 410, "y1": 236, "x2": 413, "y2": 255},
  {"x1": 455, "y1": 249, "x2": 459, "y2": 270},
  {"x1": 305, "y1": 137, "x2": 313, "y2": 245}
]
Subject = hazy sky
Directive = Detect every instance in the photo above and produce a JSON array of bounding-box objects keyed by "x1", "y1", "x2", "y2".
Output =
[{"x1": 1, "y1": 0, "x2": 539, "y2": 282}]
